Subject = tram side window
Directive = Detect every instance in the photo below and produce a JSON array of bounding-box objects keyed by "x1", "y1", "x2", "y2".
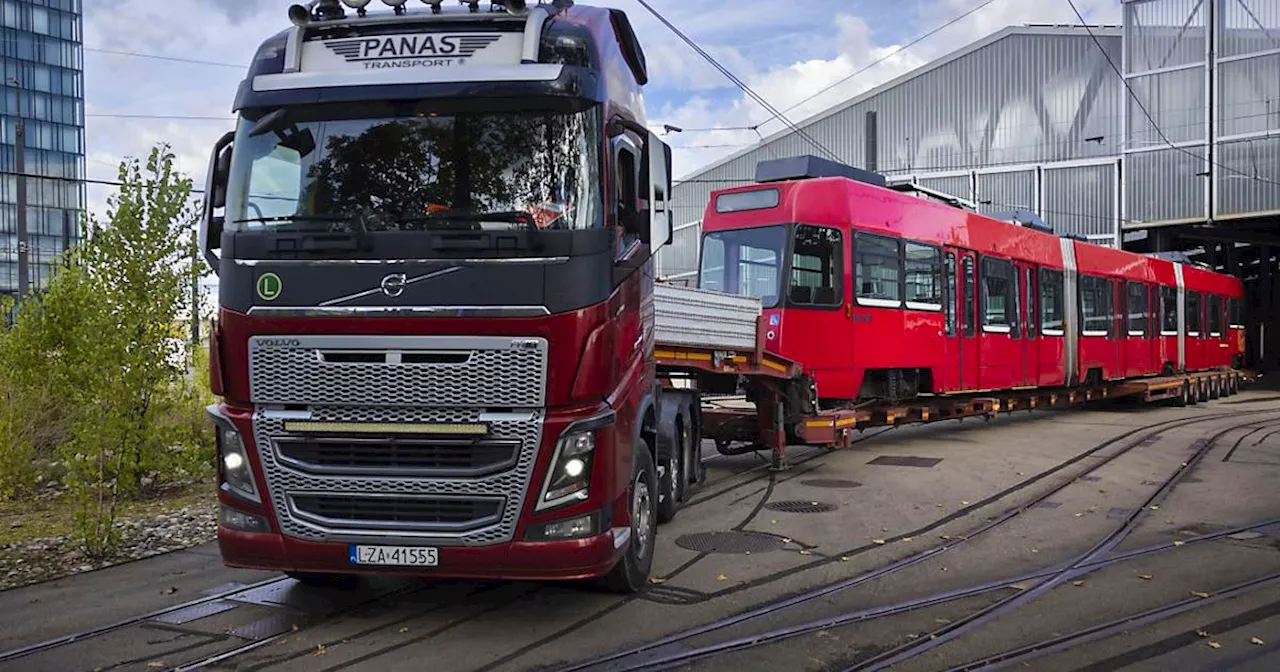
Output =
[
  {"x1": 1230, "y1": 297, "x2": 1244, "y2": 328},
  {"x1": 1160, "y1": 286, "x2": 1178, "y2": 334},
  {"x1": 1187, "y1": 291, "x2": 1202, "y2": 335},
  {"x1": 1208, "y1": 294, "x2": 1222, "y2": 336},
  {"x1": 1127, "y1": 282, "x2": 1148, "y2": 336},
  {"x1": 944, "y1": 252, "x2": 957, "y2": 336},
  {"x1": 1080, "y1": 275, "x2": 1113, "y2": 336},
  {"x1": 904, "y1": 242, "x2": 942, "y2": 310},
  {"x1": 1040, "y1": 268, "x2": 1065, "y2": 334},
  {"x1": 790, "y1": 225, "x2": 843, "y2": 307},
  {"x1": 980, "y1": 256, "x2": 1016, "y2": 333},
  {"x1": 854, "y1": 232, "x2": 902, "y2": 306},
  {"x1": 963, "y1": 256, "x2": 976, "y2": 337}
]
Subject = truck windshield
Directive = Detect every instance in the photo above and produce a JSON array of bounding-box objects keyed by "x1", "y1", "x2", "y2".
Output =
[
  {"x1": 224, "y1": 101, "x2": 603, "y2": 233},
  {"x1": 698, "y1": 225, "x2": 785, "y2": 308}
]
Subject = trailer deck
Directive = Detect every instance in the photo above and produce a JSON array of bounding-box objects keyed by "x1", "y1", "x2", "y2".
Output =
[{"x1": 652, "y1": 283, "x2": 1252, "y2": 469}]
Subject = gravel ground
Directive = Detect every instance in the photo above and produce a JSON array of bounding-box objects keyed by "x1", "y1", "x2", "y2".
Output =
[{"x1": 0, "y1": 502, "x2": 218, "y2": 591}]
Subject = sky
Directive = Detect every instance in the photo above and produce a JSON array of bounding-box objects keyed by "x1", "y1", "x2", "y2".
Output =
[{"x1": 80, "y1": 0, "x2": 1126, "y2": 220}]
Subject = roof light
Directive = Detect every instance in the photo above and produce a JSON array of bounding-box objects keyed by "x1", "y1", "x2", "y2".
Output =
[
  {"x1": 422, "y1": 0, "x2": 443, "y2": 13},
  {"x1": 461, "y1": 0, "x2": 480, "y2": 11},
  {"x1": 496, "y1": 0, "x2": 528, "y2": 15},
  {"x1": 382, "y1": 0, "x2": 408, "y2": 14},
  {"x1": 341, "y1": 0, "x2": 372, "y2": 15}
]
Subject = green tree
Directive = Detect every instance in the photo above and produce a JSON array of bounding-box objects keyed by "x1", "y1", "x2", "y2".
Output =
[{"x1": 0, "y1": 143, "x2": 208, "y2": 556}]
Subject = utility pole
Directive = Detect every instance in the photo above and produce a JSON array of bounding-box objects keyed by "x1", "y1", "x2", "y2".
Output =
[{"x1": 7, "y1": 77, "x2": 29, "y2": 299}]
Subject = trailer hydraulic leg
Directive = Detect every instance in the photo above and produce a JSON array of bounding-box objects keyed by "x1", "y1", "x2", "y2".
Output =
[{"x1": 770, "y1": 397, "x2": 788, "y2": 472}]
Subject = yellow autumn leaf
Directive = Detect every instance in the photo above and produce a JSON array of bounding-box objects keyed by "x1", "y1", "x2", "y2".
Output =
[
  {"x1": 872, "y1": 539, "x2": 886, "y2": 545},
  {"x1": 903, "y1": 536, "x2": 913, "y2": 541},
  {"x1": 1208, "y1": 641, "x2": 1222, "y2": 649},
  {"x1": 1197, "y1": 630, "x2": 1209, "y2": 638},
  {"x1": 399, "y1": 627, "x2": 409, "y2": 633},
  {"x1": 717, "y1": 574, "x2": 728, "y2": 581},
  {"x1": 799, "y1": 549, "x2": 812, "y2": 555},
  {"x1": 961, "y1": 501, "x2": 970, "y2": 506},
  {"x1": 1251, "y1": 637, "x2": 1265, "y2": 645},
  {"x1": 1173, "y1": 540, "x2": 1185, "y2": 546},
  {"x1": 649, "y1": 577, "x2": 665, "y2": 584},
  {"x1": 1139, "y1": 574, "x2": 1153, "y2": 580},
  {"x1": 840, "y1": 556, "x2": 850, "y2": 562},
  {"x1": 1075, "y1": 513, "x2": 1084, "y2": 517},
  {"x1": 1072, "y1": 580, "x2": 1085, "y2": 587},
  {"x1": 1191, "y1": 590, "x2": 1210, "y2": 598}
]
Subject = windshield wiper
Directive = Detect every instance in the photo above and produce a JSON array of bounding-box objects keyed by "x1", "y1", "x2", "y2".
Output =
[
  {"x1": 233, "y1": 214, "x2": 352, "y2": 227},
  {"x1": 238, "y1": 214, "x2": 373, "y2": 252}
]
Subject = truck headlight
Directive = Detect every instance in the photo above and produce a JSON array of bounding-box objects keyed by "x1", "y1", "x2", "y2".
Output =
[
  {"x1": 209, "y1": 408, "x2": 261, "y2": 504},
  {"x1": 536, "y1": 430, "x2": 595, "y2": 511}
]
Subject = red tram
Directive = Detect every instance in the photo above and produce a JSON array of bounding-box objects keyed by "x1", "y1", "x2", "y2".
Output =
[{"x1": 697, "y1": 156, "x2": 1245, "y2": 407}]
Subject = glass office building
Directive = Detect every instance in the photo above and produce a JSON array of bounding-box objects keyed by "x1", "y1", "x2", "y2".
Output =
[{"x1": 0, "y1": 0, "x2": 84, "y2": 300}]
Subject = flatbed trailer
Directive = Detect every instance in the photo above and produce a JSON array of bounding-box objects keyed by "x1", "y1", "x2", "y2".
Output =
[{"x1": 652, "y1": 284, "x2": 1250, "y2": 470}]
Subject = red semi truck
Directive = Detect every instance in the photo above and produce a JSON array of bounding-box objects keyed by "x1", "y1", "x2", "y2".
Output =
[{"x1": 198, "y1": 0, "x2": 705, "y2": 594}]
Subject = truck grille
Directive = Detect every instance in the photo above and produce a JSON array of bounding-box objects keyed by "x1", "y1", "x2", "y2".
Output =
[
  {"x1": 253, "y1": 404, "x2": 545, "y2": 545},
  {"x1": 274, "y1": 437, "x2": 520, "y2": 477},
  {"x1": 288, "y1": 494, "x2": 504, "y2": 532},
  {"x1": 248, "y1": 335, "x2": 548, "y2": 408}
]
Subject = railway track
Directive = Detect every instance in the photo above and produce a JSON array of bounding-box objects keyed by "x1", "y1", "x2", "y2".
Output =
[
  {"x1": 553, "y1": 407, "x2": 1280, "y2": 672},
  {"x1": 3, "y1": 403, "x2": 1275, "y2": 672}
]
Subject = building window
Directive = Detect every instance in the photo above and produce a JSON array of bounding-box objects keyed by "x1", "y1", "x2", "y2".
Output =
[
  {"x1": 789, "y1": 225, "x2": 842, "y2": 307},
  {"x1": 903, "y1": 242, "x2": 941, "y2": 310},
  {"x1": 1127, "y1": 282, "x2": 1149, "y2": 336},
  {"x1": 981, "y1": 256, "x2": 1016, "y2": 333},
  {"x1": 854, "y1": 231, "x2": 901, "y2": 306},
  {"x1": 1080, "y1": 275, "x2": 1112, "y2": 336},
  {"x1": 1187, "y1": 291, "x2": 1201, "y2": 335},
  {"x1": 1208, "y1": 294, "x2": 1222, "y2": 336},
  {"x1": 1160, "y1": 286, "x2": 1178, "y2": 334},
  {"x1": 1040, "y1": 268, "x2": 1065, "y2": 335},
  {"x1": 944, "y1": 252, "x2": 956, "y2": 336}
]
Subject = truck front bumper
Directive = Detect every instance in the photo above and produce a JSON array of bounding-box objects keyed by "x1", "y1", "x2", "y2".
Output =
[{"x1": 217, "y1": 525, "x2": 626, "y2": 582}]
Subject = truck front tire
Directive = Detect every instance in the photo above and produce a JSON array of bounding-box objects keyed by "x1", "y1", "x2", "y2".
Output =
[{"x1": 599, "y1": 440, "x2": 658, "y2": 594}]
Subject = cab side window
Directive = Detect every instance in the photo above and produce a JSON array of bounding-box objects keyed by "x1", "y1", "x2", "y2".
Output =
[
  {"x1": 613, "y1": 140, "x2": 639, "y2": 257},
  {"x1": 789, "y1": 225, "x2": 843, "y2": 308}
]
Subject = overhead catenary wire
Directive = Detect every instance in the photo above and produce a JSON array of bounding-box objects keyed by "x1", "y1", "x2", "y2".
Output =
[
  {"x1": 632, "y1": 0, "x2": 841, "y2": 163},
  {"x1": 84, "y1": 47, "x2": 244, "y2": 70}
]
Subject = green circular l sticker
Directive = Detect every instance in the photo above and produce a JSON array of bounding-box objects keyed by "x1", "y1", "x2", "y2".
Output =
[{"x1": 257, "y1": 273, "x2": 282, "y2": 302}]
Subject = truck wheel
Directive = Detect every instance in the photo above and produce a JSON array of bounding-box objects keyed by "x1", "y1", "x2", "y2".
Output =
[
  {"x1": 599, "y1": 442, "x2": 658, "y2": 594},
  {"x1": 657, "y1": 420, "x2": 687, "y2": 524}
]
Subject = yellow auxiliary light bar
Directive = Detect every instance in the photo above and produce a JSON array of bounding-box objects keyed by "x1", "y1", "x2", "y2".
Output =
[{"x1": 282, "y1": 421, "x2": 489, "y2": 436}]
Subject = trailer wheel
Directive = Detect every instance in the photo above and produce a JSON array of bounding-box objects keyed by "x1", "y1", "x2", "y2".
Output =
[
  {"x1": 657, "y1": 419, "x2": 686, "y2": 524},
  {"x1": 1171, "y1": 380, "x2": 1189, "y2": 407},
  {"x1": 599, "y1": 441, "x2": 658, "y2": 594}
]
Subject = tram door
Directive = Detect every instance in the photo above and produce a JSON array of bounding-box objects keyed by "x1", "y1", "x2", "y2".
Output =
[
  {"x1": 1016, "y1": 261, "x2": 1038, "y2": 387},
  {"x1": 948, "y1": 249, "x2": 980, "y2": 391}
]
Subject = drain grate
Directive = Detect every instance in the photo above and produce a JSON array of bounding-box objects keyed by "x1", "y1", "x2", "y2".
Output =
[
  {"x1": 764, "y1": 500, "x2": 839, "y2": 514},
  {"x1": 675, "y1": 531, "x2": 787, "y2": 554},
  {"x1": 867, "y1": 456, "x2": 943, "y2": 468},
  {"x1": 801, "y1": 479, "x2": 863, "y2": 489}
]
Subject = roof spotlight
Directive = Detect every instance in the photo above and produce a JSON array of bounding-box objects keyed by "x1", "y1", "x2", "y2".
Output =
[
  {"x1": 503, "y1": 0, "x2": 527, "y2": 15},
  {"x1": 461, "y1": 0, "x2": 480, "y2": 11},
  {"x1": 341, "y1": 0, "x2": 372, "y2": 15},
  {"x1": 315, "y1": 0, "x2": 346, "y2": 19},
  {"x1": 382, "y1": 0, "x2": 408, "y2": 14},
  {"x1": 422, "y1": 0, "x2": 443, "y2": 13}
]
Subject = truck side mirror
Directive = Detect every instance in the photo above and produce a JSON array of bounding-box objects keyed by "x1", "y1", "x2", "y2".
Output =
[
  {"x1": 200, "y1": 130, "x2": 236, "y2": 275},
  {"x1": 638, "y1": 130, "x2": 673, "y2": 253}
]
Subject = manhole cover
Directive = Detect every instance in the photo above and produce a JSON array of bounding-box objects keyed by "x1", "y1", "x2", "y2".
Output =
[
  {"x1": 764, "y1": 500, "x2": 839, "y2": 514},
  {"x1": 801, "y1": 479, "x2": 862, "y2": 489},
  {"x1": 675, "y1": 531, "x2": 786, "y2": 554}
]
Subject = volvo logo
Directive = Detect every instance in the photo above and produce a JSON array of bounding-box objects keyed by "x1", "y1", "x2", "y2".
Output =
[
  {"x1": 255, "y1": 338, "x2": 301, "y2": 348},
  {"x1": 381, "y1": 273, "x2": 407, "y2": 298}
]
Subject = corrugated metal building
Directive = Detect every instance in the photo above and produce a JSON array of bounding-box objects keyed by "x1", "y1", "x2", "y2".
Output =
[{"x1": 657, "y1": 0, "x2": 1280, "y2": 289}]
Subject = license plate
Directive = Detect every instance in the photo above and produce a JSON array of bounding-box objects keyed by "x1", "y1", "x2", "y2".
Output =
[{"x1": 349, "y1": 545, "x2": 439, "y2": 567}]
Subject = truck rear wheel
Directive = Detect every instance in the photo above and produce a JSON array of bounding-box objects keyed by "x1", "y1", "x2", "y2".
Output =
[
  {"x1": 599, "y1": 441, "x2": 658, "y2": 594},
  {"x1": 657, "y1": 418, "x2": 689, "y2": 524}
]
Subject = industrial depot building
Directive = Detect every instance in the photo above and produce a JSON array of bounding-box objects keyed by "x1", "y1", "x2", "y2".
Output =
[{"x1": 656, "y1": 0, "x2": 1279, "y2": 371}]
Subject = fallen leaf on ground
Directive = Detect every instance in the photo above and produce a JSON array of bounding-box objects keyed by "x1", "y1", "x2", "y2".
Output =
[
  {"x1": 1191, "y1": 590, "x2": 1210, "y2": 598},
  {"x1": 881, "y1": 527, "x2": 888, "y2": 532},
  {"x1": 840, "y1": 556, "x2": 850, "y2": 562},
  {"x1": 782, "y1": 538, "x2": 792, "y2": 544},
  {"x1": 903, "y1": 537, "x2": 913, "y2": 541},
  {"x1": 940, "y1": 535, "x2": 951, "y2": 541},
  {"x1": 717, "y1": 574, "x2": 728, "y2": 581},
  {"x1": 935, "y1": 618, "x2": 952, "y2": 624},
  {"x1": 1032, "y1": 548, "x2": 1040, "y2": 553},
  {"x1": 1139, "y1": 574, "x2": 1154, "y2": 580},
  {"x1": 1150, "y1": 505, "x2": 1160, "y2": 510},
  {"x1": 292, "y1": 624, "x2": 299, "y2": 632},
  {"x1": 961, "y1": 501, "x2": 970, "y2": 506},
  {"x1": 1075, "y1": 513, "x2": 1084, "y2": 518},
  {"x1": 872, "y1": 539, "x2": 886, "y2": 545},
  {"x1": 936, "y1": 504, "x2": 944, "y2": 508},
  {"x1": 1197, "y1": 630, "x2": 1209, "y2": 637},
  {"x1": 771, "y1": 520, "x2": 778, "y2": 525},
  {"x1": 649, "y1": 577, "x2": 665, "y2": 584},
  {"x1": 1251, "y1": 637, "x2": 1265, "y2": 645},
  {"x1": 1208, "y1": 641, "x2": 1222, "y2": 649},
  {"x1": 1072, "y1": 580, "x2": 1085, "y2": 587},
  {"x1": 799, "y1": 549, "x2": 813, "y2": 556},
  {"x1": 316, "y1": 644, "x2": 327, "y2": 656},
  {"x1": 1173, "y1": 540, "x2": 1185, "y2": 546},
  {"x1": 399, "y1": 627, "x2": 409, "y2": 633}
]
